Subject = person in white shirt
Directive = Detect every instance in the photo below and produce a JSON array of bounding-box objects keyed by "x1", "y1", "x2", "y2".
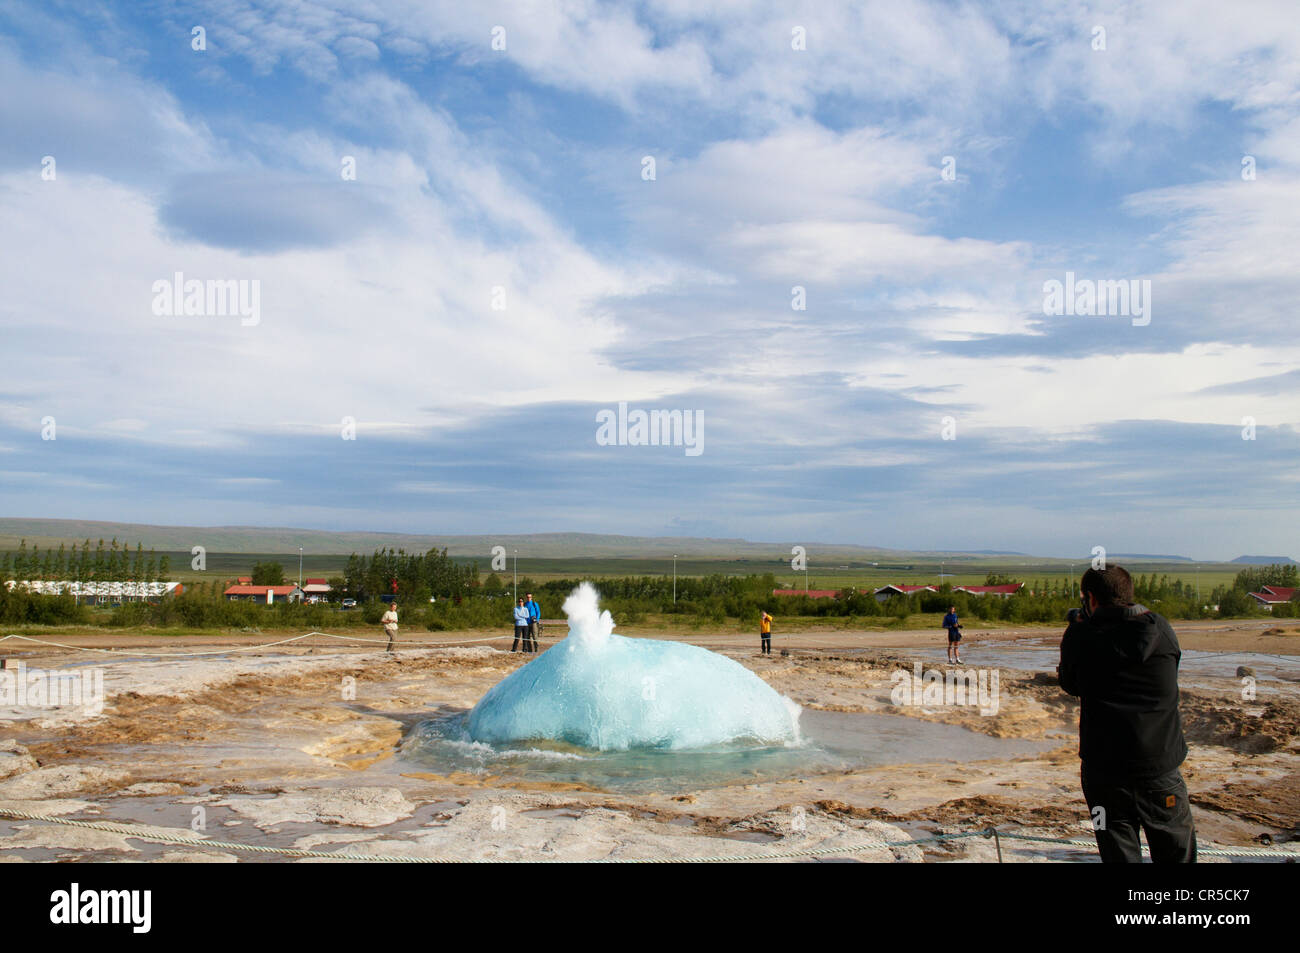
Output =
[{"x1": 381, "y1": 602, "x2": 399, "y2": 653}]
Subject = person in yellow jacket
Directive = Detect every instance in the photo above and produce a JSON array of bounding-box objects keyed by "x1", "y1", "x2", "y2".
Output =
[{"x1": 760, "y1": 610, "x2": 773, "y2": 655}]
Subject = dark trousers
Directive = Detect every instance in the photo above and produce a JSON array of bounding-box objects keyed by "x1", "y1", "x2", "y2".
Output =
[
  {"x1": 512, "y1": 625, "x2": 527, "y2": 652},
  {"x1": 761, "y1": 634, "x2": 770, "y2": 654},
  {"x1": 1081, "y1": 764, "x2": 1197, "y2": 863},
  {"x1": 527, "y1": 619, "x2": 539, "y2": 652}
]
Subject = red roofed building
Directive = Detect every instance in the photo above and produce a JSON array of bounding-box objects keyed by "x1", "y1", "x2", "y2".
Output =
[
  {"x1": 1248, "y1": 585, "x2": 1297, "y2": 609},
  {"x1": 771, "y1": 589, "x2": 842, "y2": 599},
  {"x1": 873, "y1": 584, "x2": 936, "y2": 602},
  {"x1": 224, "y1": 584, "x2": 304, "y2": 604},
  {"x1": 954, "y1": 583, "x2": 1024, "y2": 597},
  {"x1": 302, "y1": 577, "x2": 333, "y2": 601}
]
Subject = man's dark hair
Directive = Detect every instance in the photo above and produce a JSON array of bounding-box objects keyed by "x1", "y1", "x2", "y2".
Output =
[{"x1": 1081, "y1": 565, "x2": 1135, "y2": 607}]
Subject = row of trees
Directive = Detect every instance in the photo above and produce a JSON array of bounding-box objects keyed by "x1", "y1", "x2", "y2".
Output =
[
  {"x1": 336, "y1": 548, "x2": 478, "y2": 603},
  {"x1": 1229, "y1": 563, "x2": 1298, "y2": 593},
  {"x1": 4, "y1": 543, "x2": 1295, "y2": 628},
  {"x1": 0, "y1": 539, "x2": 171, "y2": 584}
]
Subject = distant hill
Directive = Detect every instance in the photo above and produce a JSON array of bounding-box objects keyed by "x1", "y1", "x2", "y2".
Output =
[
  {"x1": 1231, "y1": 555, "x2": 1297, "y2": 565},
  {"x1": 1108, "y1": 553, "x2": 1194, "y2": 562},
  {"x1": 0, "y1": 517, "x2": 1244, "y2": 565},
  {"x1": 0, "y1": 518, "x2": 991, "y2": 560}
]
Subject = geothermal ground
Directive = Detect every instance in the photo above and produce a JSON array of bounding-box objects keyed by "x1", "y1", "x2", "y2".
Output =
[{"x1": 0, "y1": 621, "x2": 1296, "y2": 862}]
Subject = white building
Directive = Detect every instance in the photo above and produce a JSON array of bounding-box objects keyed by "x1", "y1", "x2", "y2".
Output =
[{"x1": 5, "y1": 580, "x2": 183, "y2": 604}]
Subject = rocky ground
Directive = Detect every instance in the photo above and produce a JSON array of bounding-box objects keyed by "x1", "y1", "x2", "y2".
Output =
[{"x1": 0, "y1": 621, "x2": 1296, "y2": 863}]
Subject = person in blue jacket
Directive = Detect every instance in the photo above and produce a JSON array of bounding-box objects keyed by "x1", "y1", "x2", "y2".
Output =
[
  {"x1": 511, "y1": 598, "x2": 531, "y2": 653},
  {"x1": 942, "y1": 606, "x2": 963, "y2": 663},
  {"x1": 524, "y1": 592, "x2": 541, "y2": 652}
]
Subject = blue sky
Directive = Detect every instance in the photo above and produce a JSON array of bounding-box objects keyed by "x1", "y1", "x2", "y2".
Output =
[{"x1": 0, "y1": 0, "x2": 1297, "y2": 560}]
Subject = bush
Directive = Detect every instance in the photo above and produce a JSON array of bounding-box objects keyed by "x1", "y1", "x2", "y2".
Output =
[{"x1": 0, "y1": 586, "x2": 89, "y2": 625}]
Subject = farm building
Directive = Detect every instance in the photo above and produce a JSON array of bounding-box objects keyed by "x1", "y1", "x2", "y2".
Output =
[
  {"x1": 4, "y1": 580, "x2": 183, "y2": 605},
  {"x1": 1248, "y1": 585, "x2": 1296, "y2": 610},
  {"x1": 223, "y1": 584, "x2": 304, "y2": 604},
  {"x1": 873, "y1": 584, "x2": 937, "y2": 602},
  {"x1": 301, "y1": 578, "x2": 333, "y2": 601},
  {"x1": 954, "y1": 583, "x2": 1024, "y2": 597},
  {"x1": 771, "y1": 589, "x2": 842, "y2": 599}
]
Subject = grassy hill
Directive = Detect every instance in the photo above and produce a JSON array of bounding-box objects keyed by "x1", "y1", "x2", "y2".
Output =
[
  {"x1": 0, "y1": 518, "x2": 1252, "y2": 593},
  {"x1": 0, "y1": 517, "x2": 1110, "y2": 562}
]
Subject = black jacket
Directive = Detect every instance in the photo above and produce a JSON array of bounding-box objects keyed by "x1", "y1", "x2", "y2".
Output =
[{"x1": 1058, "y1": 603, "x2": 1188, "y2": 779}]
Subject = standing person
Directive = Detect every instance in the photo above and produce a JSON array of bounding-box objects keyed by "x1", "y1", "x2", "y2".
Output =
[
  {"x1": 524, "y1": 592, "x2": 541, "y2": 653},
  {"x1": 1058, "y1": 565, "x2": 1196, "y2": 863},
  {"x1": 512, "y1": 598, "x2": 530, "y2": 653},
  {"x1": 381, "y1": 601, "x2": 399, "y2": 653},
  {"x1": 942, "y1": 606, "x2": 963, "y2": 663},
  {"x1": 759, "y1": 610, "x2": 773, "y2": 655}
]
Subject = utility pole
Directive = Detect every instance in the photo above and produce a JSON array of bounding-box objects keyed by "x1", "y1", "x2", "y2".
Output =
[
  {"x1": 673, "y1": 555, "x2": 677, "y2": 603},
  {"x1": 513, "y1": 550, "x2": 518, "y2": 603},
  {"x1": 298, "y1": 546, "x2": 303, "y2": 588}
]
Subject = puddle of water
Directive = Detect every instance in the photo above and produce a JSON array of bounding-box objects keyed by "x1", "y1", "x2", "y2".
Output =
[
  {"x1": 399, "y1": 708, "x2": 1053, "y2": 795},
  {"x1": 907, "y1": 645, "x2": 1299, "y2": 683}
]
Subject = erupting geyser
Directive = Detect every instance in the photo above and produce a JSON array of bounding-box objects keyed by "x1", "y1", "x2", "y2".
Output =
[{"x1": 467, "y1": 583, "x2": 802, "y2": 750}]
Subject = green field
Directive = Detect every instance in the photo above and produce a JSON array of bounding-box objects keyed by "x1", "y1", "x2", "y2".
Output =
[
  {"x1": 6, "y1": 547, "x2": 1245, "y2": 597},
  {"x1": 0, "y1": 518, "x2": 1267, "y2": 617}
]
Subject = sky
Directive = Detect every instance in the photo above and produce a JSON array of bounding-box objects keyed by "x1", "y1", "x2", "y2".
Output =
[{"x1": 0, "y1": 0, "x2": 1297, "y2": 560}]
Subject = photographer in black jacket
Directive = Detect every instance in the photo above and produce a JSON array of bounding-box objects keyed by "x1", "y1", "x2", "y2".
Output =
[{"x1": 1058, "y1": 564, "x2": 1196, "y2": 863}]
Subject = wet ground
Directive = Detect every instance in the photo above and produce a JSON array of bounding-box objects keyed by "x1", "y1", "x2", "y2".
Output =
[
  {"x1": 0, "y1": 624, "x2": 1296, "y2": 862},
  {"x1": 399, "y1": 706, "x2": 1056, "y2": 795}
]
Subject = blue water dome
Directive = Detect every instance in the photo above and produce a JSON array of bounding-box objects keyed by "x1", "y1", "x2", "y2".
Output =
[{"x1": 467, "y1": 583, "x2": 802, "y2": 751}]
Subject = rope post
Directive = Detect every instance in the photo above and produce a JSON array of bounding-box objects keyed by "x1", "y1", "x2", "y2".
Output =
[{"x1": 983, "y1": 826, "x2": 1003, "y2": 863}]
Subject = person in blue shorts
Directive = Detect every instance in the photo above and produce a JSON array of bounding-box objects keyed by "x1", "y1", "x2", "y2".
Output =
[{"x1": 942, "y1": 605, "x2": 963, "y2": 663}]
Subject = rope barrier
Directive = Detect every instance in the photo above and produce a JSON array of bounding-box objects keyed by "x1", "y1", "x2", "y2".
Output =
[
  {"x1": 3, "y1": 631, "x2": 1296, "y2": 663},
  {"x1": 0, "y1": 632, "x2": 319, "y2": 657},
  {"x1": 0, "y1": 631, "x2": 554, "y2": 659},
  {"x1": 0, "y1": 807, "x2": 1293, "y2": 862},
  {"x1": 1180, "y1": 650, "x2": 1300, "y2": 663},
  {"x1": 991, "y1": 829, "x2": 1299, "y2": 858}
]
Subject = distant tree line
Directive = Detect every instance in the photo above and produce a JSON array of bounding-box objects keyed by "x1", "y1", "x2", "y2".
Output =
[
  {"x1": 3, "y1": 549, "x2": 1296, "y2": 628},
  {"x1": 336, "y1": 547, "x2": 478, "y2": 603},
  {"x1": 0, "y1": 539, "x2": 170, "y2": 584},
  {"x1": 1228, "y1": 563, "x2": 1298, "y2": 593}
]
